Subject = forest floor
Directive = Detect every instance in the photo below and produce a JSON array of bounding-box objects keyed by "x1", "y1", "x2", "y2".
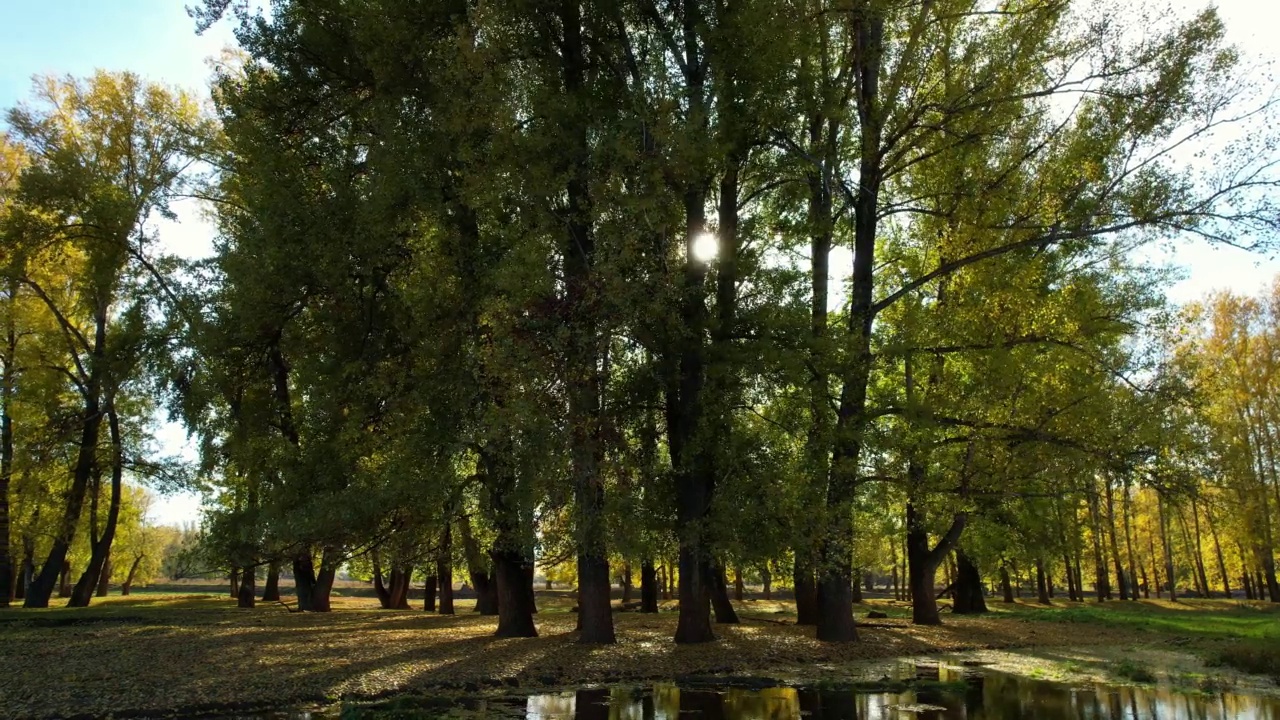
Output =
[{"x1": 0, "y1": 592, "x2": 1277, "y2": 719}]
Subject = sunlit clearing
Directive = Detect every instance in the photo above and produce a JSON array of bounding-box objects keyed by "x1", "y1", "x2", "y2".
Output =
[{"x1": 692, "y1": 231, "x2": 719, "y2": 263}]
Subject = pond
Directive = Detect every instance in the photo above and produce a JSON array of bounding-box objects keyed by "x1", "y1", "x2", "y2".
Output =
[{"x1": 241, "y1": 663, "x2": 1280, "y2": 720}]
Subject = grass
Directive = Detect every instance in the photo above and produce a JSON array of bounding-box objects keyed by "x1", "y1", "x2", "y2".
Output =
[
  {"x1": 2, "y1": 592, "x2": 1278, "y2": 719},
  {"x1": 993, "y1": 597, "x2": 1280, "y2": 641}
]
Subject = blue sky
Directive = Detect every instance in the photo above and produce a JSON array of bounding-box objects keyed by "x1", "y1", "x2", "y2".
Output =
[{"x1": 2, "y1": 1, "x2": 1278, "y2": 525}]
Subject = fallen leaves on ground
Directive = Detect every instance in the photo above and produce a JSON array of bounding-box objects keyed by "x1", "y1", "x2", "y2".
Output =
[{"x1": 0, "y1": 595, "x2": 1164, "y2": 720}]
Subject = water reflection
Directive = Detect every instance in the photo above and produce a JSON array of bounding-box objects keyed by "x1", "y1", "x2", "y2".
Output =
[{"x1": 522, "y1": 671, "x2": 1280, "y2": 720}]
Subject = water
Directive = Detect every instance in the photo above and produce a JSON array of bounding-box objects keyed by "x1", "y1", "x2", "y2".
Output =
[
  {"x1": 518, "y1": 674, "x2": 1280, "y2": 720},
  {"x1": 242, "y1": 664, "x2": 1280, "y2": 720}
]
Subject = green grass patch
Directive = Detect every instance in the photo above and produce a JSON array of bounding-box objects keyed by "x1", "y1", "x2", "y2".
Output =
[{"x1": 996, "y1": 600, "x2": 1280, "y2": 642}]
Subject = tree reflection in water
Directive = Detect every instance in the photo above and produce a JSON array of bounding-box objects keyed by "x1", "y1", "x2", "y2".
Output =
[{"x1": 523, "y1": 671, "x2": 1280, "y2": 720}]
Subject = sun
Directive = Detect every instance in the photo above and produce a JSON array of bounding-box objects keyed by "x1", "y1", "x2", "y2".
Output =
[{"x1": 691, "y1": 231, "x2": 719, "y2": 263}]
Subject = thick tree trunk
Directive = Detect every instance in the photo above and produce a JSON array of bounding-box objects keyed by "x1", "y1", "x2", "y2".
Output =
[
  {"x1": 493, "y1": 548, "x2": 537, "y2": 637},
  {"x1": 424, "y1": 574, "x2": 437, "y2": 612},
  {"x1": 27, "y1": 356, "x2": 105, "y2": 608},
  {"x1": 313, "y1": 555, "x2": 336, "y2": 612},
  {"x1": 952, "y1": 548, "x2": 987, "y2": 614},
  {"x1": 96, "y1": 556, "x2": 111, "y2": 597},
  {"x1": 906, "y1": 502, "x2": 967, "y2": 625},
  {"x1": 238, "y1": 566, "x2": 256, "y2": 608},
  {"x1": 710, "y1": 562, "x2": 739, "y2": 624},
  {"x1": 761, "y1": 564, "x2": 772, "y2": 600},
  {"x1": 261, "y1": 562, "x2": 281, "y2": 602},
  {"x1": 121, "y1": 554, "x2": 142, "y2": 596},
  {"x1": 373, "y1": 549, "x2": 391, "y2": 609},
  {"x1": 292, "y1": 549, "x2": 335, "y2": 612},
  {"x1": 733, "y1": 566, "x2": 744, "y2": 602},
  {"x1": 640, "y1": 560, "x2": 659, "y2": 613},
  {"x1": 68, "y1": 404, "x2": 123, "y2": 608},
  {"x1": 524, "y1": 560, "x2": 537, "y2": 614},
  {"x1": 389, "y1": 567, "x2": 412, "y2": 610},
  {"x1": 793, "y1": 556, "x2": 819, "y2": 625},
  {"x1": 230, "y1": 569, "x2": 241, "y2": 599},
  {"x1": 459, "y1": 514, "x2": 497, "y2": 615},
  {"x1": 558, "y1": 0, "x2": 615, "y2": 647}
]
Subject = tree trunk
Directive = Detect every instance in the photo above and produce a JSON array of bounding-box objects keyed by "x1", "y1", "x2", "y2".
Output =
[
  {"x1": 1182, "y1": 503, "x2": 1211, "y2": 598},
  {"x1": 906, "y1": 501, "x2": 967, "y2": 625},
  {"x1": 733, "y1": 566, "x2": 744, "y2": 602},
  {"x1": 1104, "y1": 477, "x2": 1129, "y2": 600},
  {"x1": 0, "y1": 287, "x2": 14, "y2": 608},
  {"x1": 761, "y1": 564, "x2": 771, "y2": 600},
  {"x1": 952, "y1": 548, "x2": 987, "y2": 614},
  {"x1": 230, "y1": 568, "x2": 241, "y2": 599},
  {"x1": 640, "y1": 560, "x2": 659, "y2": 613},
  {"x1": 493, "y1": 548, "x2": 537, "y2": 637},
  {"x1": 121, "y1": 554, "x2": 142, "y2": 596},
  {"x1": 999, "y1": 564, "x2": 1015, "y2": 603},
  {"x1": 1121, "y1": 479, "x2": 1141, "y2": 599},
  {"x1": 558, "y1": 0, "x2": 615, "y2": 647},
  {"x1": 1035, "y1": 558, "x2": 1051, "y2": 605},
  {"x1": 621, "y1": 563, "x2": 633, "y2": 604},
  {"x1": 524, "y1": 560, "x2": 537, "y2": 614},
  {"x1": 1204, "y1": 503, "x2": 1231, "y2": 598},
  {"x1": 26, "y1": 309, "x2": 107, "y2": 609},
  {"x1": 1063, "y1": 552, "x2": 1078, "y2": 601},
  {"x1": 292, "y1": 549, "x2": 335, "y2": 612},
  {"x1": 437, "y1": 524, "x2": 454, "y2": 615},
  {"x1": 389, "y1": 566, "x2": 411, "y2": 610},
  {"x1": 1150, "y1": 533, "x2": 1163, "y2": 597},
  {"x1": 261, "y1": 562, "x2": 281, "y2": 602},
  {"x1": 1158, "y1": 493, "x2": 1177, "y2": 601},
  {"x1": 459, "y1": 514, "x2": 497, "y2": 615},
  {"x1": 237, "y1": 565, "x2": 256, "y2": 608},
  {"x1": 710, "y1": 562, "x2": 739, "y2": 624},
  {"x1": 891, "y1": 538, "x2": 901, "y2": 601},
  {"x1": 373, "y1": 549, "x2": 392, "y2": 609},
  {"x1": 424, "y1": 574, "x2": 437, "y2": 612},
  {"x1": 1088, "y1": 486, "x2": 1110, "y2": 601},
  {"x1": 850, "y1": 569, "x2": 863, "y2": 603},
  {"x1": 68, "y1": 403, "x2": 124, "y2": 608},
  {"x1": 96, "y1": 555, "x2": 111, "y2": 597},
  {"x1": 793, "y1": 555, "x2": 818, "y2": 625}
]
